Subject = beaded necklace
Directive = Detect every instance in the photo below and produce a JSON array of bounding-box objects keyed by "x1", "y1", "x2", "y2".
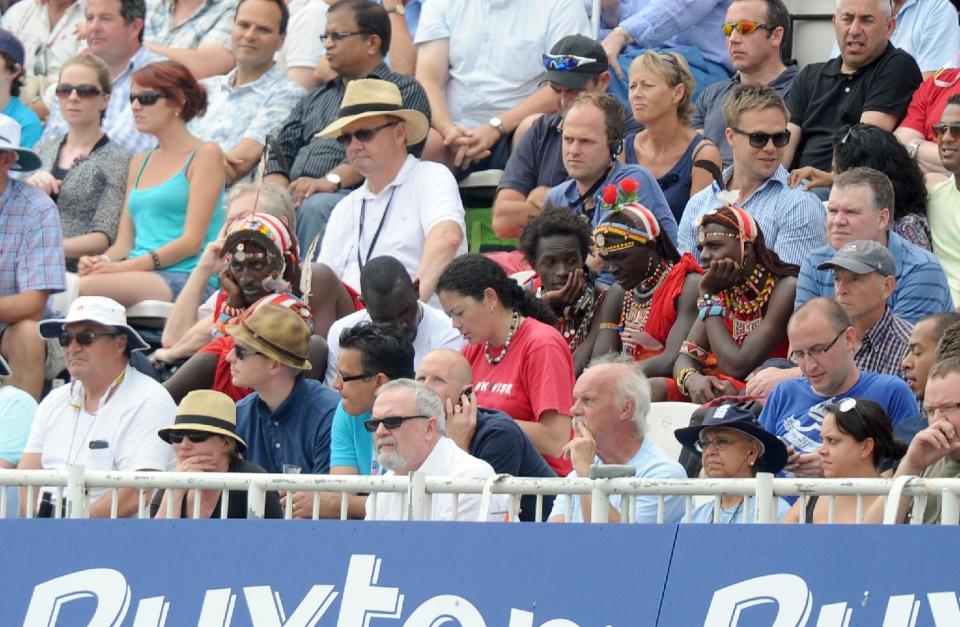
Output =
[
  {"x1": 721, "y1": 263, "x2": 776, "y2": 343},
  {"x1": 619, "y1": 261, "x2": 672, "y2": 356},
  {"x1": 484, "y1": 310, "x2": 522, "y2": 365},
  {"x1": 540, "y1": 282, "x2": 598, "y2": 352}
]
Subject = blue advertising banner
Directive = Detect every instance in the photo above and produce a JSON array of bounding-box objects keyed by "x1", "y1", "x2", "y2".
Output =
[{"x1": 4, "y1": 520, "x2": 676, "y2": 626}]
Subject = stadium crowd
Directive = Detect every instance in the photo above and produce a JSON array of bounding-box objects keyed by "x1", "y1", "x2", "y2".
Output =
[{"x1": 3, "y1": 0, "x2": 960, "y2": 524}]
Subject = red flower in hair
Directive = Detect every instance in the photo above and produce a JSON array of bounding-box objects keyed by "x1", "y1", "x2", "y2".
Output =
[
  {"x1": 602, "y1": 184, "x2": 618, "y2": 205},
  {"x1": 619, "y1": 178, "x2": 639, "y2": 195}
]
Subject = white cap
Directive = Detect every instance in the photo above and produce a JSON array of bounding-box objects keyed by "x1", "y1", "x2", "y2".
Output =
[{"x1": 0, "y1": 114, "x2": 41, "y2": 172}]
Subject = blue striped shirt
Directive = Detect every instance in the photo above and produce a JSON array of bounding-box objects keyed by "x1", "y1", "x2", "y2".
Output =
[
  {"x1": 678, "y1": 165, "x2": 827, "y2": 265},
  {"x1": 796, "y1": 231, "x2": 954, "y2": 324}
]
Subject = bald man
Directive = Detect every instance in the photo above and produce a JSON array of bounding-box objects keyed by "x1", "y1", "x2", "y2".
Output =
[{"x1": 416, "y1": 348, "x2": 556, "y2": 521}]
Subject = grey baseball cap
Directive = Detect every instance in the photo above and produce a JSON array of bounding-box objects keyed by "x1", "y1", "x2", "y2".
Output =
[{"x1": 817, "y1": 239, "x2": 896, "y2": 277}]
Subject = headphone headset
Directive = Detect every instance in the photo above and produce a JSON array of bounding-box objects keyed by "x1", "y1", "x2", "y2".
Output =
[{"x1": 610, "y1": 137, "x2": 623, "y2": 160}]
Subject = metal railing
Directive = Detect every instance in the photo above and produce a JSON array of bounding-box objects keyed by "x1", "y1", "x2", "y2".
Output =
[{"x1": 2, "y1": 467, "x2": 959, "y2": 524}]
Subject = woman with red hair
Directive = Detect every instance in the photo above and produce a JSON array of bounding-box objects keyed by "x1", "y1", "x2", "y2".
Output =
[{"x1": 77, "y1": 60, "x2": 225, "y2": 306}]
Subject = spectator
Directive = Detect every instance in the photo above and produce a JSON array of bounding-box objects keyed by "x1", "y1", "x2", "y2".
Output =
[
  {"x1": 544, "y1": 92, "x2": 677, "y2": 243},
  {"x1": 327, "y1": 322, "x2": 414, "y2": 518},
  {"x1": 588, "y1": 202, "x2": 701, "y2": 379},
  {"x1": 76, "y1": 60, "x2": 225, "y2": 307},
  {"x1": 190, "y1": 0, "x2": 306, "y2": 185},
  {"x1": 680, "y1": 84, "x2": 827, "y2": 267},
  {"x1": 895, "y1": 68, "x2": 960, "y2": 176},
  {"x1": 493, "y1": 34, "x2": 633, "y2": 239},
  {"x1": 782, "y1": 0, "x2": 922, "y2": 172},
  {"x1": 598, "y1": 0, "x2": 732, "y2": 107},
  {"x1": 378, "y1": 0, "x2": 419, "y2": 75},
  {"x1": 144, "y1": 0, "x2": 237, "y2": 79},
  {"x1": 829, "y1": 0, "x2": 960, "y2": 77},
  {"x1": 41, "y1": 0, "x2": 163, "y2": 155},
  {"x1": 314, "y1": 78, "x2": 465, "y2": 303},
  {"x1": 759, "y1": 298, "x2": 918, "y2": 478},
  {"x1": 152, "y1": 389, "x2": 283, "y2": 519},
  {"x1": 0, "y1": 30, "x2": 42, "y2": 147},
  {"x1": 795, "y1": 167, "x2": 952, "y2": 324},
  {"x1": 415, "y1": 348, "x2": 557, "y2": 522},
  {"x1": 784, "y1": 398, "x2": 906, "y2": 523},
  {"x1": 0, "y1": 355, "x2": 36, "y2": 516},
  {"x1": 277, "y1": 0, "x2": 329, "y2": 90},
  {"x1": 29, "y1": 55, "x2": 133, "y2": 272},
  {"x1": 518, "y1": 207, "x2": 603, "y2": 373},
  {"x1": 624, "y1": 51, "x2": 722, "y2": 223},
  {"x1": 675, "y1": 402, "x2": 791, "y2": 523},
  {"x1": 364, "y1": 379, "x2": 509, "y2": 521},
  {"x1": 929, "y1": 97, "x2": 960, "y2": 304},
  {"x1": 264, "y1": 0, "x2": 431, "y2": 250},
  {"x1": 437, "y1": 254, "x2": 574, "y2": 476},
  {"x1": 0, "y1": 0, "x2": 85, "y2": 108},
  {"x1": 0, "y1": 113, "x2": 64, "y2": 400},
  {"x1": 693, "y1": 0, "x2": 796, "y2": 167},
  {"x1": 670, "y1": 206, "x2": 796, "y2": 403},
  {"x1": 903, "y1": 313, "x2": 960, "y2": 406},
  {"x1": 548, "y1": 355, "x2": 685, "y2": 523},
  {"x1": 18, "y1": 297, "x2": 175, "y2": 518},
  {"x1": 414, "y1": 0, "x2": 589, "y2": 175},
  {"x1": 325, "y1": 255, "x2": 462, "y2": 385}
]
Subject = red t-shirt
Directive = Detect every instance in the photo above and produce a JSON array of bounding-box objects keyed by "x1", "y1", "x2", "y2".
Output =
[
  {"x1": 463, "y1": 317, "x2": 574, "y2": 476},
  {"x1": 899, "y1": 69, "x2": 960, "y2": 140}
]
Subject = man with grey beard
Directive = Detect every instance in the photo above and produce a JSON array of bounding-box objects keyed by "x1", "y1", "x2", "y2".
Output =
[{"x1": 363, "y1": 379, "x2": 509, "y2": 521}]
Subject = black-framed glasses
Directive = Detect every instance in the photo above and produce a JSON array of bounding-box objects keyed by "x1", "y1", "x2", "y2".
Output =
[
  {"x1": 722, "y1": 20, "x2": 775, "y2": 37},
  {"x1": 695, "y1": 435, "x2": 746, "y2": 453},
  {"x1": 168, "y1": 431, "x2": 213, "y2": 444},
  {"x1": 788, "y1": 329, "x2": 846, "y2": 364},
  {"x1": 933, "y1": 123, "x2": 960, "y2": 140},
  {"x1": 55, "y1": 83, "x2": 103, "y2": 99},
  {"x1": 58, "y1": 331, "x2": 120, "y2": 347},
  {"x1": 335, "y1": 121, "x2": 399, "y2": 146},
  {"x1": 732, "y1": 127, "x2": 791, "y2": 149},
  {"x1": 363, "y1": 415, "x2": 429, "y2": 433},
  {"x1": 337, "y1": 370, "x2": 373, "y2": 383},
  {"x1": 129, "y1": 90, "x2": 168, "y2": 106},
  {"x1": 233, "y1": 344, "x2": 261, "y2": 360},
  {"x1": 320, "y1": 30, "x2": 370, "y2": 43}
]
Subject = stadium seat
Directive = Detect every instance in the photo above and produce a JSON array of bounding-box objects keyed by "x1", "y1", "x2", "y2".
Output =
[
  {"x1": 458, "y1": 169, "x2": 518, "y2": 253},
  {"x1": 125, "y1": 300, "x2": 174, "y2": 330},
  {"x1": 646, "y1": 402, "x2": 700, "y2": 461}
]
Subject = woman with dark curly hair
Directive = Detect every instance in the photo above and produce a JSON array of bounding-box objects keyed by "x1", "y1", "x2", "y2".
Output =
[
  {"x1": 77, "y1": 60, "x2": 225, "y2": 305},
  {"x1": 518, "y1": 206, "x2": 601, "y2": 371},
  {"x1": 437, "y1": 254, "x2": 574, "y2": 476}
]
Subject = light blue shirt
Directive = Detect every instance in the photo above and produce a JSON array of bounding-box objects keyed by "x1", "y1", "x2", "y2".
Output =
[
  {"x1": 191, "y1": 65, "x2": 306, "y2": 151},
  {"x1": 686, "y1": 495, "x2": 791, "y2": 523},
  {"x1": 830, "y1": 0, "x2": 960, "y2": 73},
  {"x1": 0, "y1": 385, "x2": 37, "y2": 465},
  {"x1": 678, "y1": 165, "x2": 827, "y2": 266},
  {"x1": 145, "y1": 0, "x2": 236, "y2": 50},
  {"x1": 548, "y1": 437, "x2": 686, "y2": 523},
  {"x1": 329, "y1": 402, "x2": 379, "y2": 476}
]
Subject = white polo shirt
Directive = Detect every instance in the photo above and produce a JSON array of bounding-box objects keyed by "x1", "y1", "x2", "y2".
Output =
[
  {"x1": 316, "y1": 155, "x2": 467, "y2": 296},
  {"x1": 365, "y1": 437, "x2": 509, "y2": 522},
  {"x1": 24, "y1": 365, "x2": 176, "y2": 502}
]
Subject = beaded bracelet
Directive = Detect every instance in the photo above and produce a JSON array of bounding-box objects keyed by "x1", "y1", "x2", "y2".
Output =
[
  {"x1": 222, "y1": 304, "x2": 245, "y2": 318},
  {"x1": 149, "y1": 249, "x2": 162, "y2": 271},
  {"x1": 698, "y1": 305, "x2": 726, "y2": 321},
  {"x1": 676, "y1": 367, "x2": 699, "y2": 396},
  {"x1": 696, "y1": 294, "x2": 722, "y2": 309},
  {"x1": 679, "y1": 340, "x2": 708, "y2": 363}
]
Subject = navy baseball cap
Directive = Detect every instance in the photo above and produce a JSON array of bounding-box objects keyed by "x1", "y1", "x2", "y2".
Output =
[{"x1": 0, "y1": 30, "x2": 25, "y2": 66}]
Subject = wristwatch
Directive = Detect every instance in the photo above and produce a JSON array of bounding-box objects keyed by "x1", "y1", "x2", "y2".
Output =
[
  {"x1": 385, "y1": 3, "x2": 406, "y2": 15},
  {"x1": 324, "y1": 172, "x2": 342, "y2": 191},
  {"x1": 488, "y1": 116, "x2": 505, "y2": 136},
  {"x1": 907, "y1": 139, "x2": 923, "y2": 160}
]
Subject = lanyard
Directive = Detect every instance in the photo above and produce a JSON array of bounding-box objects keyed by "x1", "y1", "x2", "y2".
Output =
[
  {"x1": 66, "y1": 369, "x2": 126, "y2": 465},
  {"x1": 573, "y1": 165, "x2": 613, "y2": 214},
  {"x1": 356, "y1": 187, "x2": 397, "y2": 271}
]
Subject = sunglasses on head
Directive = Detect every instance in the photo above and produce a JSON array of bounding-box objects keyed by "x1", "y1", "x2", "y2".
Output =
[
  {"x1": 722, "y1": 20, "x2": 775, "y2": 37},
  {"x1": 168, "y1": 431, "x2": 213, "y2": 444},
  {"x1": 129, "y1": 90, "x2": 167, "y2": 106},
  {"x1": 58, "y1": 330, "x2": 119, "y2": 347},
  {"x1": 933, "y1": 123, "x2": 960, "y2": 140},
  {"x1": 55, "y1": 83, "x2": 103, "y2": 99},
  {"x1": 233, "y1": 344, "x2": 261, "y2": 360},
  {"x1": 732, "y1": 127, "x2": 791, "y2": 148},
  {"x1": 363, "y1": 415, "x2": 429, "y2": 433},
  {"x1": 542, "y1": 53, "x2": 598, "y2": 71},
  {"x1": 335, "y1": 121, "x2": 399, "y2": 146}
]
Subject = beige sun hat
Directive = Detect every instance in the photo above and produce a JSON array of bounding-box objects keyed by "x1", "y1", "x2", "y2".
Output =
[
  {"x1": 315, "y1": 78, "x2": 429, "y2": 146},
  {"x1": 158, "y1": 390, "x2": 247, "y2": 452}
]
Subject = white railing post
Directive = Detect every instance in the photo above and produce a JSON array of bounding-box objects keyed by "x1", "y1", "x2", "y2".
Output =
[
  {"x1": 590, "y1": 0, "x2": 601, "y2": 39},
  {"x1": 247, "y1": 483, "x2": 266, "y2": 519},
  {"x1": 66, "y1": 465, "x2": 85, "y2": 519},
  {"x1": 755, "y1": 473, "x2": 774, "y2": 523},
  {"x1": 407, "y1": 471, "x2": 426, "y2": 521},
  {"x1": 883, "y1": 475, "x2": 916, "y2": 524},
  {"x1": 940, "y1": 488, "x2": 959, "y2": 525},
  {"x1": 590, "y1": 480, "x2": 609, "y2": 523}
]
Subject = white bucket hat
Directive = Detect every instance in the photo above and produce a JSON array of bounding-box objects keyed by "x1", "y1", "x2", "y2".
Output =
[
  {"x1": 0, "y1": 114, "x2": 41, "y2": 172},
  {"x1": 38, "y1": 296, "x2": 151, "y2": 352}
]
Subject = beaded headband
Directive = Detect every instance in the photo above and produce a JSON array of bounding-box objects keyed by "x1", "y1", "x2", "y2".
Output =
[
  {"x1": 695, "y1": 206, "x2": 758, "y2": 244},
  {"x1": 594, "y1": 203, "x2": 661, "y2": 255}
]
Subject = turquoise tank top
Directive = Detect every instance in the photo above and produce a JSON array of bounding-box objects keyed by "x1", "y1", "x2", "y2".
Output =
[{"x1": 127, "y1": 146, "x2": 224, "y2": 274}]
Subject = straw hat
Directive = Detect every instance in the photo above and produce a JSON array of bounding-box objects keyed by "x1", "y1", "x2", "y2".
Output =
[
  {"x1": 315, "y1": 78, "x2": 429, "y2": 146},
  {"x1": 224, "y1": 295, "x2": 313, "y2": 370},
  {"x1": 158, "y1": 390, "x2": 247, "y2": 452}
]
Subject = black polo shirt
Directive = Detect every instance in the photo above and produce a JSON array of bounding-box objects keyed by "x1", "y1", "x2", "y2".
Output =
[{"x1": 786, "y1": 43, "x2": 921, "y2": 171}]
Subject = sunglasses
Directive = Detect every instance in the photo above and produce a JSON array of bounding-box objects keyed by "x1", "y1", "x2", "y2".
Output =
[
  {"x1": 55, "y1": 83, "x2": 103, "y2": 99},
  {"x1": 337, "y1": 370, "x2": 373, "y2": 383},
  {"x1": 933, "y1": 123, "x2": 960, "y2": 140},
  {"x1": 732, "y1": 127, "x2": 791, "y2": 148},
  {"x1": 129, "y1": 90, "x2": 168, "y2": 106},
  {"x1": 363, "y1": 415, "x2": 429, "y2": 433},
  {"x1": 335, "y1": 121, "x2": 398, "y2": 146},
  {"x1": 233, "y1": 344, "x2": 261, "y2": 360},
  {"x1": 722, "y1": 20, "x2": 775, "y2": 37},
  {"x1": 542, "y1": 53, "x2": 598, "y2": 71},
  {"x1": 57, "y1": 330, "x2": 119, "y2": 347},
  {"x1": 168, "y1": 431, "x2": 213, "y2": 444}
]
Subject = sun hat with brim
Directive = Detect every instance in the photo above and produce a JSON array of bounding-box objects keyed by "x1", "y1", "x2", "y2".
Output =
[
  {"x1": 674, "y1": 403, "x2": 788, "y2": 474},
  {"x1": 158, "y1": 390, "x2": 247, "y2": 452},
  {"x1": 0, "y1": 113, "x2": 42, "y2": 172},
  {"x1": 315, "y1": 78, "x2": 429, "y2": 146},
  {"x1": 38, "y1": 296, "x2": 151, "y2": 352},
  {"x1": 225, "y1": 296, "x2": 313, "y2": 370},
  {"x1": 0, "y1": 353, "x2": 9, "y2": 378}
]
